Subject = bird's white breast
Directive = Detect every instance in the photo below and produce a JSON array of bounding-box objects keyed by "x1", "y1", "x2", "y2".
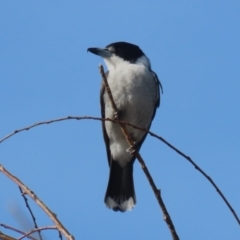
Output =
[{"x1": 104, "y1": 56, "x2": 158, "y2": 166}]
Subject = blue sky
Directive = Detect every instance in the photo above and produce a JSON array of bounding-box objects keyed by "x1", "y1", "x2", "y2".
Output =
[{"x1": 0, "y1": 1, "x2": 240, "y2": 239}]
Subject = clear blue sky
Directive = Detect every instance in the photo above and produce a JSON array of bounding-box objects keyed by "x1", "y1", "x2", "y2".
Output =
[{"x1": 1, "y1": 1, "x2": 240, "y2": 239}]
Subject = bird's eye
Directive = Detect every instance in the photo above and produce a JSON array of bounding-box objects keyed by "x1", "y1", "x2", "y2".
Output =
[
  {"x1": 116, "y1": 47, "x2": 121, "y2": 52},
  {"x1": 108, "y1": 46, "x2": 115, "y2": 53}
]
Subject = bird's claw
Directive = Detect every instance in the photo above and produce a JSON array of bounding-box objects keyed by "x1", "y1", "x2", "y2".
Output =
[
  {"x1": 114, "y1": 111, "x2": 119, "y2": 120},
  {"x1": 126, "y1": 142, "x2": 137, "y2": 155}
]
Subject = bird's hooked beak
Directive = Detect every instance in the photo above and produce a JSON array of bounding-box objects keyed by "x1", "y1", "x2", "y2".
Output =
[{"x1": 87, "y1": 47, "x2": 113, "y2": 58}]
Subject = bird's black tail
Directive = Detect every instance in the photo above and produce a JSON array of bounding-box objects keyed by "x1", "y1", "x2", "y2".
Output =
[{"x1": 104, "y1": 160, "x2": 136, "y2": 212}]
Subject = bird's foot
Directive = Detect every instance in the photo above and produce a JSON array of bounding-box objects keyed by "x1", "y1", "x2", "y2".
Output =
[
  {"x1": 114, "y1": 110, "x2": 120, "y2": 120},
  {"x1": 126, "y1": 142, "x2": 137, "y2": 155}
]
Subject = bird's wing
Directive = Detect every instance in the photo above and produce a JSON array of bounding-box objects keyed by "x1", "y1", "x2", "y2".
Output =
[
  {"x1": 100, "y1": 71, "x2": 112, "y2": 166},
  {"x1": 151, "y1": 69, "x2": 163, "y2": 114},
  {"x1": 133, "y1": 70, "x2": 162, "y2": 151}
]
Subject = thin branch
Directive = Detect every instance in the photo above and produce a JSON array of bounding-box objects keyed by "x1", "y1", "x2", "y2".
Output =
[
  {"x1": 17, "y1": 226, "x2": 57, "y2": 240},
  {"x1": 18, "y1": 188, "x2": 42, "y2": 240},
  {"x1": 0, "y1": 224, "x2": 37, "y2": 240},
  {"x1": 0, "y1": 116, "x2": 239, "y2": 226},
  {"x1": 0, "y1": 166, "x2": 75, "y2": 240},
  {"x1": 146, "y1": 131, "x2": 240, "y2": 226}
]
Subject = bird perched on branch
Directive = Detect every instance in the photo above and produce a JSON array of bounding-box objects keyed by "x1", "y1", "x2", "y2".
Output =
[{"x1": 88, "y1": 41, "x2": 162, "y2": 212}]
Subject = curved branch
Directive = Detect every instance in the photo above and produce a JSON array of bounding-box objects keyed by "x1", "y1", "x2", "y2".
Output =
[
  {"x1": 0, "y1": 115, "x2": 239, "y2": 226},
  {"x1": 17, "y1": 226, "x2": 57, "y2": 240}
]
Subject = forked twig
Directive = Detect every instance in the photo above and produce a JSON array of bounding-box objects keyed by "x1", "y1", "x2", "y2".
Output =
[
  {"x1": 0, "y1": 165, "x2": 75, "y2": 240},
  {"x1": 99, "y1": 65, "x2": 179, "y2": 240}
]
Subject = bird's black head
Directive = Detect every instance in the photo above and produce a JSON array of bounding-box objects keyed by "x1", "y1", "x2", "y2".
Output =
[
  {"x1": 106, "y1": 42, "x2": 145, "y2": 62},
  {"x1": 88, "y1": 41, "x2": 145, "y2": 63}
]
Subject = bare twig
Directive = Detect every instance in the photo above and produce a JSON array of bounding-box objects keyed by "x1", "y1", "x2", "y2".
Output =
[
  {"x1": 0, "y1": 224, "x2": 37, "y2": 240},
  {"x1": 0, "y1": 165, "x2": 75, "y2": 240},
  {"x1": 17, "y1": 226, "x2": 57, "y2": 240},
  {"x1": 99, "y1": 65, "x2": 179, "y2": 239},
  {"x1": 0, "y1": 116, "x2": 239, "y2": 226},
  {"x1": 18, "y1": 188, "x2": 42, "y2": 240}
]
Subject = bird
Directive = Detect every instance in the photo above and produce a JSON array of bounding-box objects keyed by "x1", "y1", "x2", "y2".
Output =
[{"x1": 88, "y1": 41, "x2": 162, "y2": 212}]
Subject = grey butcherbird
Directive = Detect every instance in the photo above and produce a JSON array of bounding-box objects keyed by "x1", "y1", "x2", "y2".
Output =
[{"x1": 88, "y1": 42, "x2": 162, "y2": 212}]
